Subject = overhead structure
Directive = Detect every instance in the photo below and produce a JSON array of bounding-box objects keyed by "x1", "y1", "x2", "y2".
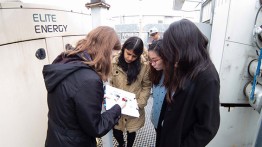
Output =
[
  {"x1": 85, "y1": 0, "x2": 111, "y2": 28},
  {"x1": 173, "y1": 0, "x2": 185, "y2": 10},
  {"x1": 85, "y1": 0, "x2": 110, "y2": 10}
]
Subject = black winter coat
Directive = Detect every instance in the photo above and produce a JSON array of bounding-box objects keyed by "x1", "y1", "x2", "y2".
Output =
[
  {"x1": 42, "y1": 54, "x2": 121, "y2": 147},
  {"x1": 160, "y1": 64, "x2": 220, "y2": 147}
]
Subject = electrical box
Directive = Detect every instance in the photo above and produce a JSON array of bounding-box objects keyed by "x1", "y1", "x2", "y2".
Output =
[{"x1": 0, "y1": 2, "x2": 91, "y2": 147}]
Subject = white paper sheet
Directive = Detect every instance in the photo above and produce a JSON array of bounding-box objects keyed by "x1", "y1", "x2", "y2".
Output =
[{"x1": 104, "y1": 85, "x2": 139, "y2": 118}]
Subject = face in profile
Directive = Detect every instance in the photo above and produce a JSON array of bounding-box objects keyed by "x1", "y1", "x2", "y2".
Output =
[
  {"x1": 150, "y1": 33, "x2": 159, "y2": 41},
  {"x1": 148, "y1": 50, "x2": 164, "y2": 71},
  {"x1": 124, "y1": 49, "x2": 138, "y2": 63}
]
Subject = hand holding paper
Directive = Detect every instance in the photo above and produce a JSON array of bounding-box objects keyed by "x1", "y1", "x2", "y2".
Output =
[
  {"x1": 116, "y1": 97, "x2": 127, "y2": 109},
  {"x1": 104, "y1": 85, "x2": 140, "y2": 117}
]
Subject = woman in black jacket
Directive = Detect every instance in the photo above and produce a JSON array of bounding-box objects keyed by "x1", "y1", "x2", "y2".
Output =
[
  {"x1": 42, "y1": 26, "x2": 126, "y2": 147},
  {"x1": 159, "y1": 19, "x2": 220, "y2": 147}
]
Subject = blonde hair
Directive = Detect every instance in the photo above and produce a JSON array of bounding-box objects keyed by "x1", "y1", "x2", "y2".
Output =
[{"x1": 67, "y1": 26, "x2": 121, "y2": 81}]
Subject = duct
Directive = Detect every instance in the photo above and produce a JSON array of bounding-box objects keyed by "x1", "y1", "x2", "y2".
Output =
[
  {"x1": 244, "y1": 82, "x2": 262, "y2": 113},
  {"x1": 248, "y1": 59, "x2": 262, "y2": 78}
]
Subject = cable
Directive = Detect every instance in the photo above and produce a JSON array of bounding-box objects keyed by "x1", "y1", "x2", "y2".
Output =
[{"x1": 250, "y1": 48, "x2": 262, "y2": 102}]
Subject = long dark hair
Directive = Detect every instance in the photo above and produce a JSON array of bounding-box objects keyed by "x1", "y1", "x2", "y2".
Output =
[
  {"x1": 117, "y1": 36, "x2": 144, "y2": 85},
  {"x1": 162, "y1": 19, "x2": 211, "y2": 103},
  {"x1": 148, "y1": 39, "x2": 164, "y2": 85}
]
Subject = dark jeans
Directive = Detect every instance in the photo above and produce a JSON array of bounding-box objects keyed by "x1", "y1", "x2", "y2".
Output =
[{"x1": 113, "y1": 129, "x2": 136, "y2": 147}]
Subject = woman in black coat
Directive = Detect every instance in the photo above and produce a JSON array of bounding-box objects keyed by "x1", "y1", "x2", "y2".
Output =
[
  {"x1": 42, "y1": 26, "x2": 126, "y2": 147},
  {"x1": 159, "y1": 19, "x2": 220, "y2": 147}
]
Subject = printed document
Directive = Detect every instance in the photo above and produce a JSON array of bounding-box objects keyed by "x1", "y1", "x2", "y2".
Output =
[{"x1": 104, "y1": 85, "x2": 139, "y2": 117}]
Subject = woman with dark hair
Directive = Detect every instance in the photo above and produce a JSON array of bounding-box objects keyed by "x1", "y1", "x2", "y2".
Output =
[
  {"x1": 110, "y1": 36, "x2": 151, "y2": 147},
  {"x1": 148, "y1": 39, "x2": 167, "y2": 147},
  {"x1": 42, "y1": 26, "x2": 126, "y2": 147},
  {"x1": 160, "y1": 19, "x2": 220, "y2": 147}
]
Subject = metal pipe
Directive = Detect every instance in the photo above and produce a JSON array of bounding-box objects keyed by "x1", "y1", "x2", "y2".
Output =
[{"x1": 244, "y1": 82, "x2": 262, "y2": 113}]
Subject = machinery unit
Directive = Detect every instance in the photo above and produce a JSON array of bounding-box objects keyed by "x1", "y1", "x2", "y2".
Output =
[
  {"x1": 205, "y1": 0, "x2": 262, "y2": 146},
  {"x1": 0, "y1": 1, "x2": 91, "y2": 147}
]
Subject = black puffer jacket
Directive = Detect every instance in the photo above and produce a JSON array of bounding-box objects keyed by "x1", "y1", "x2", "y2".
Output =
[{"x1": 43, "y1": 54, "x2": 121, "y2": 147}]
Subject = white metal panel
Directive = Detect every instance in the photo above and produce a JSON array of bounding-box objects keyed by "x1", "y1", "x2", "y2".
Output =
[
  {"x1": 207, "y1": 107, "x2": 259, "y2": 147},
  {"x1": 225, "y1": 0, "x2": 258, "y2": 46},
  {"x1": 220, "y1": 42, "x2": 257, "y2": 104},
  {"x1": 195, "y1": 22, "x2": 211, "y2": 41},
  {"x1": 202, "y1": 1, "x2": 211, "y2": 22},
  {"x1": 45, "y1": 35, "x2": 86, "y2": 63},
  {"x1": 209, "y1": 0, "x2": 230, "y2": 73},
  {"x1": 45, "y1": 37, "x2": 64, "y2": 63},
  {"x1": 210, "y1": 0, "x2": 262, "y2": 104},
  {"x1": 0, "y1": 2, "x2": 91, "y2": 45},
  {"x1": 0, "y1": 39, "x2": 48, "y2": 147},
  {"x1": 62, "y1": 35, "x2": 86, "y2": 50},
  {"x1": 0, "y1": 2, "x2": 65, "y2": 10},
  {"x1": 0, "y1": 0, "x2": 20, "y2": 2},
  {"x1": 215, "y1": 0, "x2": 230, "y2": 7}
]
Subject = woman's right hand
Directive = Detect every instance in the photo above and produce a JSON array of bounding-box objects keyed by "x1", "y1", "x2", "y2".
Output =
[{"x1": 116, "y1": 98, "x2": 127, "y2": 109}]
